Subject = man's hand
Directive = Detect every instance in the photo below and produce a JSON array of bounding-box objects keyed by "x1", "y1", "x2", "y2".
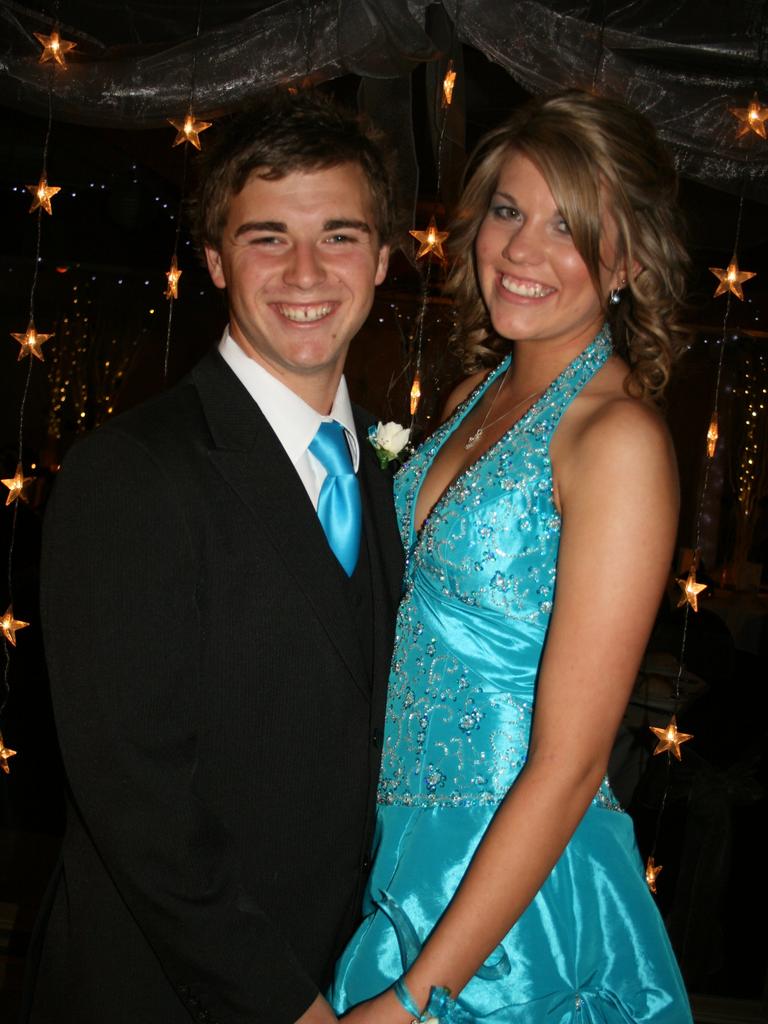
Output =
[{"x1": 295, "y1": 993, "x2": 338, "y2": 1023}]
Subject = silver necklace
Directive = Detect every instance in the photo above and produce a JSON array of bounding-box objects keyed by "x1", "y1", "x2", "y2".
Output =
[{"x1": 464, "y1": 368, "x2": 542, "y2": 451}]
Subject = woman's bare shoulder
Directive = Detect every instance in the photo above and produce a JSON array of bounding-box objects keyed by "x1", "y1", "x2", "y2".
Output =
[
  {"x1": 561, "y1": 395, "x2": 676, "y2": 517},
  {"x1": 560, "y1": 355, "x2": 672, "y2": 459},
  {"x1": 552, "y1": 359, "x2": 677, "y2": 513},
  {"x1": 582, "y1": 391, "x2": 671, "y2": 452}
]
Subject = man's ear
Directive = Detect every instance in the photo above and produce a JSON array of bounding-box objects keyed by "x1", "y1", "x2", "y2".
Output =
[
  {"x1": 375, "y1": 244, "x2": 390, "y2": 286},
  {"x1": 205, "y1": 246, "x2": 226, "y2": 290}
]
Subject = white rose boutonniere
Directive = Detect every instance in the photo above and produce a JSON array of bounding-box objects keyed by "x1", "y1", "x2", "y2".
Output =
[{"x1": 368, "y1": 421, "x2": 411, "y2": 470}]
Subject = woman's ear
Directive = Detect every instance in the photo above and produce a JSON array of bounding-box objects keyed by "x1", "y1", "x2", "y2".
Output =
[{"x1": 610, "y1": 259, "x2": 643, "y2": 293}]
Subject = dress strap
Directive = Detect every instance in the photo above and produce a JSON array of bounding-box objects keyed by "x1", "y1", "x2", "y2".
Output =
[{"x1": 523, "y1": 324, "x2": 613, "y2": 441}]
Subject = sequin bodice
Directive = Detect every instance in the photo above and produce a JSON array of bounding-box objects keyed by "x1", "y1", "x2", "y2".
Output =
[{"x1": 378, "y1": 328, "x2": 619, "y2": 810}]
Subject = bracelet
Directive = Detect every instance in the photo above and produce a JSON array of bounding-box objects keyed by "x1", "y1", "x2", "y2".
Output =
[
  {"x1": 392, "y1": 976, "x2": 451, "y2": 1024},
  {"x1": 393, "y1": 977, "x2": 422, "y2": 1019}
]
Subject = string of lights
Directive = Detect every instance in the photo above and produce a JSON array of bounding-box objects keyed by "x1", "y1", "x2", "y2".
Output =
[
  {"x1": 404, "y1": 6, "x2": 463, "y2": 427},
  {"x1": 162, "y1": 0, "x2": 208, "y2": 381},
  {"x1": 0, "y1": 20, "x2": 73, "y2": 772},
  {"x1": 643, "y1": 56, "x2": 766, "y2": 890}
]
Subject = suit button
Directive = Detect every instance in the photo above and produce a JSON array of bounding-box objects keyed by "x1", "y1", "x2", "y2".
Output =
[
  {"x1": 372, "y1": 728, "x2": 382, "y2": 748},
  {"x1": 361, "y1": 855, "x2": 371, "y2": 872}
]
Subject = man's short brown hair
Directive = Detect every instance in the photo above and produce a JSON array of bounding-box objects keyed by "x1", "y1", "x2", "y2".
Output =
[{"x1": 191, "y1": 90, "x2": 399, "y2": 252}]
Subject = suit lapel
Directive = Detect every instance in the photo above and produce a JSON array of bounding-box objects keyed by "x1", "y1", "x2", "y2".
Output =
[
  {"x1": 354, "y1": 409, "x2": 405, "y2": 714},
  {"x1": 191, "y1": 351, "x2": 370, "y2": 698}
]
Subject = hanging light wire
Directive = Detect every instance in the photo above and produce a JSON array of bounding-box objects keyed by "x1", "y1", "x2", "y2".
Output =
[{"x1": 163, "y1": 0, "x2": 205, "y2": 382}]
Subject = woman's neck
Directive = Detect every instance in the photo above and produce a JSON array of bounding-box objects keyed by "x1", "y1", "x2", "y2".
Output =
[{"x1": 505, "y1": 323, "x2": 605, "y2": 392}]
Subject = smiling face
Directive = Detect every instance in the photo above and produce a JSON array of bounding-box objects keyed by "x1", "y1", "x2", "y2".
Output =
[
  {"x1": 205, "y1": 162, "x2": 389, "y2": 409},
  {"x1": 475, "y1": 151, "x2": 623, "y2": 355}
]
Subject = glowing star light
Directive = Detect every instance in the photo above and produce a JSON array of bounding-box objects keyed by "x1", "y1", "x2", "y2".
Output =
[
  {"x1": 645, "y1": 856, "x2": 663, "y2": 894},
  {"x1": 650, "y1": 715, "x2": 693, "y2": 761},
  {"x1": 676, "y1": 565, "x2": 707, "y2": 612},
  {"x1": 442, "y1": 62, "x2": 457, "y2": 107},
  {"x1": 26, "y1": 176, "x2": 61, "y2": 215},
  {"x1": 706, "y1": 412, "x2": 718, "y2": 459},
  {"x1": 1, "y1": 606, "x2": 29, "y2": 647},
  {"x1": 730, "y1": 93, "x2": 768, "y2": 139},
  {"x1": 2, "y1": 463, "x2": 34, "y2": 506},
  {"x1": 410, "y1": 371, "x2": 422, "y2": 416},
  {"x1": 0, "y1": 734, "x2": 17, "y2": 775},
  {"x1": 165, "y1": 256, "x2": 182, "y2": 300},
  {"x1": 168, "y1": 114, "x2": 212, "y2": 150},
  {"x1": 709, "y1": 258, "x2": 756, "y2": 301},
  {"x1": 410, "y1": 216, "x2": 449, "y2": 261},
  {"x1": 34, "y1": 30, "x2": 76, "y2": 67},
  {"x1": 11, "y1": 320, "x2": 53, "y2": 362}
]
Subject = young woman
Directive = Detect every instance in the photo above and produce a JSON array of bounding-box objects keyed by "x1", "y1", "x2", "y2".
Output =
[{"x1": 331, "y1": 90, "x2": 693, "y2": 1023}]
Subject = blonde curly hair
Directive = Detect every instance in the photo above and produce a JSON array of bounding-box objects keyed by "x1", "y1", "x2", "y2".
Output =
[{"x1": 447, "y1": 90, "x2": 690, "y2": 401}]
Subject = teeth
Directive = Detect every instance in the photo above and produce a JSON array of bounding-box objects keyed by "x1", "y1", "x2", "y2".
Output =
[
  {"x1": 500, "y1": 276, "x2": 554, "y2": 298},
  {"x1": 276, "y1": 303, "x2": 333, "y2": 322}
]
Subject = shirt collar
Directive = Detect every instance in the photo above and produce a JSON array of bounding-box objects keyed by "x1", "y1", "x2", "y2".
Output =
[{"x1": 218, "y1": 328, "x2": 359, "y2": 470}]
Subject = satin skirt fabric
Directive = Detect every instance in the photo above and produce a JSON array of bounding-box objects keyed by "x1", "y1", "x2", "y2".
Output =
[{"x1": 331, "y1": 802, "x2": 691, "y2": 1022}]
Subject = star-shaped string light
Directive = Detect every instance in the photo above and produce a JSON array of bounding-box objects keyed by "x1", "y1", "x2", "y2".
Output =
[
  {"x1": 709, "y1": 258, "x2": 756, "y2": 301},
  {"x1": 706, "y1": 412, "x2": 718, "y2": 459},
  {"x1": 26, "y1": 175, "x2": 61, "y2": 215},
  {"x1": 10, "y1": 320, "x2": 53, "y2": 362},
  {"x1": 165, "y1": 255, "x2": 182, "y2": 299},
  {"x1": 676, "y1": 565, "x2": 707, "y2": 612},
  {"x1": 0, "y1": 734, "x2": 17, "y2": 775},
  {"x1": 34, "y1": 30, "x2": 76, "y2": 67},
  {"x1": 409, "y1": 371, "x2": 422, "y2": 415},
  {"x1": 2, "y1": 463, "x2": 34, "y2": 506},
  {"x1": 442, "y1": 62, "x2": 457, "y2": 107},
  {"x1": 1, "y1": 606, "x2": 29, "y2": 647},
  {"x1": 168, "y1": 113, "x2": 212, "y2": 150},
  {"x1": 410, "y1": 216, "x2": 449, "y2": 261},
  {"x1": 645, "y1": 856, "x2": 663, "y2": 894},
  {"x1": 650, "y1": 715, "x2": 693, "y2": 761},
  {"x1": 730, "y1": 93, "x2": 768, "y2": 140}
]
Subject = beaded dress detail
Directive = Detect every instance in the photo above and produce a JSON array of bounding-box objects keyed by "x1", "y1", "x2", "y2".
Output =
[{"x1": 330, "y1": 328, "x2": 691, "y2": 1022}]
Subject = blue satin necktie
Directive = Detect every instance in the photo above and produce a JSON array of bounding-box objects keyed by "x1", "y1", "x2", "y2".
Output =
[{"x1": 309, "y1": 421, "x2": 362, "y2": 576}]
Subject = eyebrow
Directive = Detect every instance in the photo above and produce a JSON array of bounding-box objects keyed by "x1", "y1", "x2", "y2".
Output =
[
  {"x1": 324, "y1": 219, "x2": 371, "y2": 234},
  {"x1": 234, "y1": 221, "x2": 286, "y2": 238},
  {"x1": 233, "y1": 218, "x2": 372, "y2": 239}
]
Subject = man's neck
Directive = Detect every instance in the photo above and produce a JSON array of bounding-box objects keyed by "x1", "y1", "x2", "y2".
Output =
[{"x1": 229, "y1": 335, "x2": 344, "y2": 415}]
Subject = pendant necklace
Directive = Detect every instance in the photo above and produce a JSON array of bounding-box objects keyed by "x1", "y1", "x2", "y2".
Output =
[{"x1": 464, "y1": 368, "x2": 543, "y2": 451}]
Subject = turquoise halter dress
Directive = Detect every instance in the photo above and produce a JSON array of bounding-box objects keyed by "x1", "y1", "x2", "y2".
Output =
[{"x1": 330, "y1": 329, "x2": 692, "y2": 1022}]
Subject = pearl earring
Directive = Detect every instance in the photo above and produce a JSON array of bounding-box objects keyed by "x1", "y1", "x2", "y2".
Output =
[{"x1": 608, "y1": 278, "x2": 627, "y2": 306}]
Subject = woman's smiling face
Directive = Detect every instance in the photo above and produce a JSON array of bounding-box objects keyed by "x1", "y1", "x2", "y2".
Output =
[{"x1": 475, "y1": 150, "x2": 622, "y2": 353}]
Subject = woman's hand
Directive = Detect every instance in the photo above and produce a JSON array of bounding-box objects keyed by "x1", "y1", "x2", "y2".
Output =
[{"x1": 341, "y1": 987, "x2": 415, "y2": 1024}]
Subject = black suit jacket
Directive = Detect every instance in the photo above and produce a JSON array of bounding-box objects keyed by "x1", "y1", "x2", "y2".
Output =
[{"x1": 24, "y1": 350, "x2": 403, "y2": 1024}]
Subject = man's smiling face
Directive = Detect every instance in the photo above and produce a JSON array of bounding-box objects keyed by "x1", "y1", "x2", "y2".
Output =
[{"x1": 205, "y1": 163, "x2": 389, "y2": 405}]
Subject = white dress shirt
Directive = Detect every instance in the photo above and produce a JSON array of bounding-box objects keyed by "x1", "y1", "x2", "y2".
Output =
[{"x1": 218, "y1": 329, "x2": 360, "y2": 510}]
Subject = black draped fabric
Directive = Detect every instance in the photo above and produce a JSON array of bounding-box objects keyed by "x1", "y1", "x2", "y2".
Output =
[
  {"x1": 448, "y1": 0, "x2": 768, "y2": 201},
  {"x1": 0, "y1": 0, "x2": 766, "y2": 200}
]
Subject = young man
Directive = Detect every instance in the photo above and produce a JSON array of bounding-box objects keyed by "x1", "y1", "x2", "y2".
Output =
[{"x1": 24, "y1": 93, "x2": 403, "y2": 1024}]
